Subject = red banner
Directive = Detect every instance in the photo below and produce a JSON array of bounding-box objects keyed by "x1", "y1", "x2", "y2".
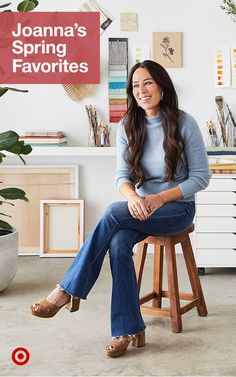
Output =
[{"x1": 0, "y1": 12, "x2": 100, "y2": 84}]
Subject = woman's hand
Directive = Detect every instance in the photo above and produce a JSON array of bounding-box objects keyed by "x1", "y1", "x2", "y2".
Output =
[
  {"x1": 127, "y1": 187, "x2": 182, "y2": 220},
  {"x1": 142, "y1": 194, "x2": 165, "y2": 216},
  {"x1": 127, "y1": 194, "x2": 150, "y2": 221}
]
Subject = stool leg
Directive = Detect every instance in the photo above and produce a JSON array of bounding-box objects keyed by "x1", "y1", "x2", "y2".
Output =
[
  {"x1": 165, "y1": 239, "x2": 182, "y2": 333},
  {"x1": 181, "y1": 236, "x2": 208, "y2": 317},
  {"x1": 134, "y1": 241, "x2": 148, "y2": 293},
  {"x1": 152, "y1": 245, "x2": 164, "y2": 308}
]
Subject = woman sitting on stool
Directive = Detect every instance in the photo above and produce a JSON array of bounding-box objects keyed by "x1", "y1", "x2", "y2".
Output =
[{"x1": 31, "y1": 60, "x2": 210, "y2": 358}]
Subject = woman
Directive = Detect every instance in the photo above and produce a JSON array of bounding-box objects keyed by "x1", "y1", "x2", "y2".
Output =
[{"x1": 31, "y1": 60, "x2": 211, "y2": 357}]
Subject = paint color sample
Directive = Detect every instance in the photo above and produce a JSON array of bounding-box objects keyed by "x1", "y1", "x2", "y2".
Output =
[
  {"x1": 231, "y1": 46, "x2": 236, "y2": 88},
  {"x1": 214, "y1": 46, "x2": 231, "y2": 88}
]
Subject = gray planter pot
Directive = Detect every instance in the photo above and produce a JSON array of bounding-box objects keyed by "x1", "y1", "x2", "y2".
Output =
[{"x1": 0, "y1": 228, "x2": 18, "y2": 292}]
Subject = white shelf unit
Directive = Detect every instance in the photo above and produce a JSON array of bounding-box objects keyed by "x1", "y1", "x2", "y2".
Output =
[
  {"x1": 25, "y1": 147, "x2": 116, "y2": 157},
  {"x1": 196, "y1": 174, "x2": 236, "y2": 269}
]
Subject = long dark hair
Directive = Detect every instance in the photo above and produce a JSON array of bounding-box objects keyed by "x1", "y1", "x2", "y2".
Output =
[{"x1": 124, "y1": 60, "x2": 183, "y2": 188}]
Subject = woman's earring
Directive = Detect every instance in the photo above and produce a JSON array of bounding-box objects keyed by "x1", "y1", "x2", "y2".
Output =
[{"x1": 160, "y1": 91, "x2": 164, "y2": 100}]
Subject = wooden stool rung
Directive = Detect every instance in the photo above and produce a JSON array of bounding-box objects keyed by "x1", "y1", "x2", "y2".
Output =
[
  {"x1": 141, "y1": 306, "x2": 170, "y2": 317},
  {"x1": 162, "y1": 290, "x2": 196, "y2": 301},
  {"x1": 180, "y1": 299, "x2": 200, "y2": 315},
  {"x1": 140, "y1": 292, "x2": 156, "y2": 305}
]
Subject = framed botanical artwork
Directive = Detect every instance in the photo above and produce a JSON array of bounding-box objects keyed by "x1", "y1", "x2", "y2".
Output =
[
  {"x1": 153, "y1": 32, "x2": 182, "y2": 68},
  {"x1": 40, "y1": 199, "x2": 84, "y2": 257}
]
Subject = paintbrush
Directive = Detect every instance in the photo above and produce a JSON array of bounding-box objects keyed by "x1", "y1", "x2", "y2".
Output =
[
  {"x1": 215, "y1": 96, "x2": 225, "y2": 122},
  {"x1": 215, "y1": 95, "x2": 228, "y2": 146},
  {"x1": 226, "y1": 103, "x2": 236, "y2": 128}
]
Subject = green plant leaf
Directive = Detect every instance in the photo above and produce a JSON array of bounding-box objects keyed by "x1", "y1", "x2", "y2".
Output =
[
  {"x1": 0, "y1": 187, "x2": 29, "y2": 201},
  {"x1": 0, "y1": 87, "x2": 9, "y2": 97},
  {"x1": 0, "y1": 130, "x2": 19, "y2": 151},
  {"x1": 7, "y1": 140, "x2": 32, "y2": 155},
  {"x1": 0, "y1": 86, "x2": 28, "y2": 97},
  {"x1": 21, "y1": 143, "x2": 32, "y2": 155},
  {"x1": 0, "y1": 3, "x2": 11, "y2": 8},
  {"x1": 0, "y1": 152, "x2": 6, "y2": 163},
  {"x1": 5, "y1": 87, "x2": 28, "y2": 93},
  {"x1": 0, "y1": 219, "x2": 12, "y2": 230},
  {"x1": 17, "y1": 0, "x2": 37, "y2": 12},
  {"x1": 0, "y1": 200, "x2": 14, "y2": 206},
  {"x1": 0, "y1": 212, "x2": 11, "y2": 217}
]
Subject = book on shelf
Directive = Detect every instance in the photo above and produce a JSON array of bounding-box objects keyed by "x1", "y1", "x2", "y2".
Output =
[
  {"x1": 20, "y1": 137, "x2": 67, "y2": 144},
  {"x1": 22, "y1": 131, "x2": 65, "y2": 137},
  {"x1": 28, "y1": 143, "x2": 67, "y2": 147}
]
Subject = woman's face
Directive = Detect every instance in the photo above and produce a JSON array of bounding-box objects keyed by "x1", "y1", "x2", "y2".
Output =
[{"x1": 132, "y1": 67, "x2": 162, "y2": 117}]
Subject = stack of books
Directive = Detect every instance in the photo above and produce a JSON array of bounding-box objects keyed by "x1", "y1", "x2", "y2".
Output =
[{"x1": 19, "y1": 131, "x2": 67, "y2": 147}]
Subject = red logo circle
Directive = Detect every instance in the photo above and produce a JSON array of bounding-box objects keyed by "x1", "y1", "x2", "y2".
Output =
[{"x1": 12, "y1": 347, "x2": 30, "y2": 366}]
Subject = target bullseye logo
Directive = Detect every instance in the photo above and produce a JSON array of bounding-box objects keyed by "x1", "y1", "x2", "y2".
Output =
[{"x1": 12, "y1": 347, "x2": 30, "y2": 365}]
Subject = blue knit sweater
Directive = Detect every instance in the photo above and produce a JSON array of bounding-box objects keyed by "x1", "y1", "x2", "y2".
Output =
[{"x1": 115, "y1": 112, "x2": 211, "y2": 202}]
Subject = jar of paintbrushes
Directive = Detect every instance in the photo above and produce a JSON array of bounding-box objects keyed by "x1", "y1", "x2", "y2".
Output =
[{"x1": 85, "y1": 105, "x2": 111, "y2": 147}]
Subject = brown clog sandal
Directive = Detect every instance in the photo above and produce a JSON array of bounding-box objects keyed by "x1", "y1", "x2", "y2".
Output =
[
  {"x1": 30, "y1": 296, "x2": 80, "y2": 318},
  {"x1": 106, "y1": 331, "x2": 145, "y2": 357}
]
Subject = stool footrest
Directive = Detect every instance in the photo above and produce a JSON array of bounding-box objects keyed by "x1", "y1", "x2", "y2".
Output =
[
  {"x1": 140, "y1": 290, "x2": 196, "y2": 305},
  {"x1": 141, "y1": 306, "x2": 170, "y2": 317},
  {"x1": 140, "y1": 293, "x2": 200, "y2": 317},
  {"x1": 162, "y1": 290, "x2": 196, "y2": 301}
]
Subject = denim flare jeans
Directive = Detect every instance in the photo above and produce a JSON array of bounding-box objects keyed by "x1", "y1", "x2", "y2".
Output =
[{"x1": 59, "y1": 200, "x2": 195, "y2": 337}]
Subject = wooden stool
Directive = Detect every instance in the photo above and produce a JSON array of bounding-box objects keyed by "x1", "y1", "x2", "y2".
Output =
[{"x1": 134, "y1": 224, "x2": 207, "y2": 333}]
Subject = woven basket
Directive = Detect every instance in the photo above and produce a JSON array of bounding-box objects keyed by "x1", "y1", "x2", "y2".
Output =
[{"x1": 62, "y1": 84, "x2": 95, "y2": 102}]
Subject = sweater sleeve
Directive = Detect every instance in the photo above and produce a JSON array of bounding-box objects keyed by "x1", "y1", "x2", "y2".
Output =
[
  {"x1": 178, "y1": 114, "x2": 211, "y2": 199},
  {"x1": 115, "y1": 120, "x2": 134, "y2": 189}
]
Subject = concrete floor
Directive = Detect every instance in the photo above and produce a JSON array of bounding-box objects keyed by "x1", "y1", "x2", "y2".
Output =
[{"x1": 0, "y1": 254, "x2": 236, "y2": 377}]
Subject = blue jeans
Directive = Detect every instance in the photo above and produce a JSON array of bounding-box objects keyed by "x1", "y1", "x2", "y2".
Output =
[{"x1": 59, "y1": 200, "x2": 195, "y2": 337}]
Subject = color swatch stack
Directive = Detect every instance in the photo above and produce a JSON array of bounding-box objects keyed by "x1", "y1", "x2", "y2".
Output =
[
  {"x1": 19, "y1": 131, "x2": 67, "y2": 147},
  {"x1": 108, "y1": 38, "x2": 128, "y2": 123}
]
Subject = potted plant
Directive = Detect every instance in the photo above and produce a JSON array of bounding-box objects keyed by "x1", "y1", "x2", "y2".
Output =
[
  {"x1": 0, "y1": 0, "x2": 38, "y2": 292},
  {"x1": 0, "y1": 128, "x2": 32, "y2": 291}
]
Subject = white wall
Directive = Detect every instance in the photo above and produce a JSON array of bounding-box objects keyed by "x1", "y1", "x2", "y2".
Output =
[
  {"x1": 1, "y1": 0, "x2": 236, "y2": 145},
  {"x1": 1, "y1": 0, "x2": 236, "y2": 236}
]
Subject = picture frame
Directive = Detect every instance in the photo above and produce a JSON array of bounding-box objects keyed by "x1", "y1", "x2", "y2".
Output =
[
  {"x1": 40, "y1": 199, "x2": 84, "y2": 257},
  {"x1": 0, "y1": 165, "x2": 79, "y2": 255},
  {"x1": 153, "y1": 32, "x2": 182, "y2": 68}
]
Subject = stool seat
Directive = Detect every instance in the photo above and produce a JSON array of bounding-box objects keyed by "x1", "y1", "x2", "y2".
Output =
[{"x1": 134, "y1": 224, "x2": 207, "y2": 333}]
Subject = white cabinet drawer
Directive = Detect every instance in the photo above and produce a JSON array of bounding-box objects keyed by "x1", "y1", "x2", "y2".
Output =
[
  {"x1": 206, "y1": 178, "x2": 236, "y2": 191},
  {"x1": 197, "y1": 217, "x2": 236, "y2": 232},
  {"x1": 197, "y1": 233, "x2": 236, "y2": 248},
  {"x1": 197, "y1": 249, "x2": 236, "y2": 266},
  {"x1": 197, "y1": 191, "x2": 236, "y2": 204},
  {"x1": 197, "y1": 205, "x2": 236, "y2": 217}
]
